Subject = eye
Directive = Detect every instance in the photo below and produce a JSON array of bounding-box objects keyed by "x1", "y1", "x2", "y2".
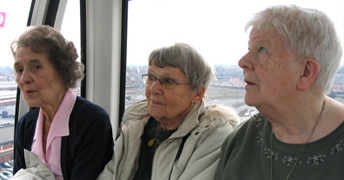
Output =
[
  {"x1": 162, "y1": 78, "x2": 176, "y2": 85},
  {"x1": 33, "y1": 64, "x2": 41, "y2": 70},
  {"x1": 15, "y1": 67, "x2": 23, "y2": 73},
  {"x1": 259, "y1": 46, "x2": 267, "y2": 53}
]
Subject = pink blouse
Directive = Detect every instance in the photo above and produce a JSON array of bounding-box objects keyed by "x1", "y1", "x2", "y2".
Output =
[{"x1": 31, "y1": 89, "x2": 76, "y2": 180}]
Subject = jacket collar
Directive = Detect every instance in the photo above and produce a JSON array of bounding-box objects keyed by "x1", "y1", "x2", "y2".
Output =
[
  {"x1": 122, "y1": 99, "x2": 205, "y2": 137},
  {"x1": 169, "y1": 100, "x2": 205, "y2": 138}
]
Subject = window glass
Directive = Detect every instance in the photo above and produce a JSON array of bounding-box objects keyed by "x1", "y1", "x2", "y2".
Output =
[
  {"x1": 60, "y1": 0, "x2": 81, "y2": 96},
  {"x1": 125, "y1": 0, "x2": 344, "y2": 123},
  {"x1": 0, "y1": 0, "x2": 31, "y2": 174}
]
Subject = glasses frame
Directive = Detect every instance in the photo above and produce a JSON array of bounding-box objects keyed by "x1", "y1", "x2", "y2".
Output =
[{"x1": 142, "y1": 73, "x2": 191, "y2": 89}]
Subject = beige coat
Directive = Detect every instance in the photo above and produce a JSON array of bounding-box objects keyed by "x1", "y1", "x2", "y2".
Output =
[{"x1": 97, "y1": 99, "x2": 239, "y2": 180}]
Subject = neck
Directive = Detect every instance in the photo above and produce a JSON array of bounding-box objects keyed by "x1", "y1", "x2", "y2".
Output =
[
  {"x1": 158, "y1": 118, "x2": 184, "y2": 130},
  {"x1": 270, "y1": 97, "x2": 325, "y2": 144},
  {"x1": 41, "y1": 89, "x2": 67, "y2": 123}
]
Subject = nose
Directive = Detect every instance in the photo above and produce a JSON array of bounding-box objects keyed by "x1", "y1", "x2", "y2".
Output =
[
  {"x1": 150, "y1": 78, "x2": 163, "y2": 88},
  {"x1": 238, "y1": 52, "x2": 254, "y2": 71},
  {"x1": 19, "y1": 70, "x2": 33, "y2": 84},
  {"x1": 149, "y1": 78, "x2": 163, "y2": 94}
]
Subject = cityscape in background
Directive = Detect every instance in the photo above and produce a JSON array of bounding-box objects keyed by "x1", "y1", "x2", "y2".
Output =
[
  {"x1": 0, "y1": 64, "x2": 343, "y2": 172},
  {"x1": 1, "y1": 64, "x2": 344, "y2": 123},
  {"x1": 124, "y1": 64, "x2": 344, "y2": 110}
]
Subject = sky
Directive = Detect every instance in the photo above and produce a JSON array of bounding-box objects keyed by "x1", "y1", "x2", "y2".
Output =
[
  {"x1": 0, "y1": 0, "x2": 32, "y2": 67},
  {"x1": 0, "y1": 0, "x2": 343, "y2": 67},
  {"x1": 126, "y1": 0, "x2": 344, "y2": 66}
]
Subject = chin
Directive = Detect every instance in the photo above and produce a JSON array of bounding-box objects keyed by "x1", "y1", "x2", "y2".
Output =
[
  {"x1": 148, "y1": 108, "x2": 164, "y2": 118},
  {"x1": 150, "y1": 114, "x2": 166, "y2": 122},
  {"x1": 24, "y1": 99, "x2": 41, "y2": 108},
  {"x1": 244, "y1": 96, "x2": 258, "y2": 107}
]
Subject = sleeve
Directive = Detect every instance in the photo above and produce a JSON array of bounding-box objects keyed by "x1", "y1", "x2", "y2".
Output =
[
  {"x1": 13, "y1": 117, "x2": 26, "y2": 174},
  {"x1": 13, "y1": 110, "x2": 38, "y2": 175},
  {"x1": 97, "y1": 127, "x2": 124, "y2": 180},
  {"x1": 64, "y1": 104, "x2": 114, "y2": 180},
  {"x1": 96, "y1": 151, "x2": 116, "y2": 180},
  {"x1": 214, "y1": 121, "x2": 246, "y2": 180},
  {"x1": 176, "y1": 120, "x2": 235, "y2": 180},
  {"x1": 214, "y1": 132, "x2": 236, "y2": 180}
]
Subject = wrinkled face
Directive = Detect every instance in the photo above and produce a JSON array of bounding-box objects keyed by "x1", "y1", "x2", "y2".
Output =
[
  {"x1": 238, "y1": 28, "x2": 301, "y2": 109},
  {"x1": 14, "y1": 47, "x2": 66, "y2": 109},
  {"x1": 145, "y1": 63, "x2": 198, "y2": 123}
]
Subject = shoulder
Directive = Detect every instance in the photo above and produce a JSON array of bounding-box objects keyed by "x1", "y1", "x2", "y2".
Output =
[
  {"x1": 69, "y1": 97, "x2": 111, "y2": 127},
  {"x1": 234, "y1": 113, "x2": 267, "y2": 133},
  {"x1": 122, "y1": 99, "x2": 149, "y2": 123},
  {"x1": 186, "y1": 104, "x2": 240, "y2": 142},
  {"x1": 15, "y1": 109, "x2": 39, "y2": 147},
  {"x1": 202, "y1": 104, "x2": 240, "y2": 128},
  {"x1": 222, "y1": 113, "x2": 269, "y2": 146},
  {"x1": 74, "y1": 97, "x2": 108, "y2": 114},
  {"x1": 72, "y1": 96, "x2": 109, "y2": 118},
  {"x1": 17, "y1": 108, "x2": 39, "y2": 128},
  {"x1": 20, "y1": 108, "x2": 39, "y2": 119}
]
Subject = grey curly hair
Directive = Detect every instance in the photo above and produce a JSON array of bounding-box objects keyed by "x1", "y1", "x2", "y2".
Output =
[{"x1": 11, "y1": 25, "x2": 84, "y2": 88}]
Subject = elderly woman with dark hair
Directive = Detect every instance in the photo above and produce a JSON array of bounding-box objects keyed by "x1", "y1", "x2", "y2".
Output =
[
  {"x1": 12, "y1": 25, "x2": 114, "y2": 180},
  {"x1": 215, "y1": 5, "x2": 344, "y2": 180},
  {"x1": 98, "y1": 43, "x2": 239, "y2": 180}
]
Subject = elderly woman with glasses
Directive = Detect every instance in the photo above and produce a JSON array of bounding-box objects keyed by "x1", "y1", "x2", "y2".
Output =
[{"x1": 98, "y1": 43, "x2": 239, "y2": 180}]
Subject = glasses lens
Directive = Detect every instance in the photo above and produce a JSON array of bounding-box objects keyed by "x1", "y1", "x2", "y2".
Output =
[
  {"x1": 142, "y1": 75, "x2": 148, "y2": 83},
  {"x1": 161, "y1": 78, "x2": 176, "y2": 89}
]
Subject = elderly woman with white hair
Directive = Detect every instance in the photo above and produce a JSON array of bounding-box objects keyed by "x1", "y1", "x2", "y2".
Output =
[
  {"x1": 215, "y1": 5, "x2": 344, "y2": 180},
  {"x1": 98, "y1": 43, "x2": 239, "y2": 180}
]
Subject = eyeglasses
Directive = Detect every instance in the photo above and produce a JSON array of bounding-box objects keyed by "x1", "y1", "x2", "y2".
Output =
[{"x1": 142, "y1": 74, "x2": 191, "y2": 90}]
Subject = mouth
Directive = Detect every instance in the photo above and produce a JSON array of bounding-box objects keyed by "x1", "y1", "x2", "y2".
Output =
[
  {"x1": 244, "y1": 79, "x2": 253, "y2": 85},
  {"x1": 24, "y1": 89, "x2": 36, "y2": 94},
  {"x1": 150, "y1": 100, "x2": 164, "y2": 105}
]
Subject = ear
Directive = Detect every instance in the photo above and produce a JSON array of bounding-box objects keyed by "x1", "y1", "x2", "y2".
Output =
[
  {"x1": 297, "y1": 59, "x2": 320, "y2": 91},
  {"x1": 193, "y1": 87, "x2": 206, "y2": 103}
]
